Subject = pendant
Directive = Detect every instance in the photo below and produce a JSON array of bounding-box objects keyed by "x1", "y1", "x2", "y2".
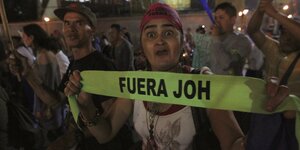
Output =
[{"x1": 146, "y1": 137, "x2": 158, "y2": 150}]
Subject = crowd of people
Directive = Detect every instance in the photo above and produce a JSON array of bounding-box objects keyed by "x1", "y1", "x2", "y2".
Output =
[{"x1": 0, "y1": 0, "x2": 299, "y2": 150}]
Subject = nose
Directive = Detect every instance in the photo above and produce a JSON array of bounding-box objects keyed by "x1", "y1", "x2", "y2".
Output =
[
  {"x1": 69, "y1": 23, "x2": 78, "y2": 30},
  {"x1": 155, "y1": 34, "x2": 166, "y2": 45},
  {"x1": 64, "y1": 22, "x2": 78, "y2": 32}
]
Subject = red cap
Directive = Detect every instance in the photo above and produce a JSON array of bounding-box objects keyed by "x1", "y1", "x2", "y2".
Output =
[{"x1": 140, "y1": 3, "x2": 183, "y2": 33}]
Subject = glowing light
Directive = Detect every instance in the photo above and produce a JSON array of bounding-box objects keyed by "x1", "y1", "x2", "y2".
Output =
[
  {"x1": 283, "y1": 5, "x2": 289, "y2": 10},
  {"x1": 243, "y1": 9, "x2": 249, "y2": 15},
  {"x1": 201, "y1": 25, "x2": 205, "y2": 28},
  {"x1": 238, "y1": 11, "x2": 243, "y2": 16},
  {"x1": 238, "y1": 27, "x2": 242, "y2": 31},
  {"x1": 288, "y1": 14, "x2": 293, "y2": 18},
  {"x1": 44, "y1": 17, "x2": 50, "y2": 22}
]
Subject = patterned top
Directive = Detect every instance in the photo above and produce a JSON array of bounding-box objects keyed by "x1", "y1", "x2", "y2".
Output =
[
  {"x1": 209, "y1": 32, "x2": 251, "y2": 75},
  {"x1": 133, "y1": 101, "x2": 195, "y2": 150},
  {"x1": 192, "y1": 33, "x2": 212, "y2": 68},
  {"x1": 133, "y1": 66, "x2": 210, "y2": 150},
  {"x1": 33, "y1": 51, "x2": 63, "y2": 130}
]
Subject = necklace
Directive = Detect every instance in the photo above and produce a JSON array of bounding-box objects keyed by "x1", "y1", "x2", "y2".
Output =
[{"x1": 146, "y1": 103, "x2": 160, "y2": 150}]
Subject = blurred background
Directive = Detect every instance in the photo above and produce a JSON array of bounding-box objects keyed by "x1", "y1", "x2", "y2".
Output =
[{"x1": 0, "y1": 0, "x2": 299, "y2": 48}]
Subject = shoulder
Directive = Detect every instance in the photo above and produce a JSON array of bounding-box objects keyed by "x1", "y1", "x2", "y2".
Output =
[
  {"x1": 37, "y1": 51, "x2": 56, "y2": 65},
  {"x1": 92, "y1": 51, "x2": 116, "y2": 70}
]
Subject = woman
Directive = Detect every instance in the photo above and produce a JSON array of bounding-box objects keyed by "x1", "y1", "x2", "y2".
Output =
[
  {"x1": 10, "y1": 24, "x2": 65, "y2": 145},
  {"x1": 65, "y1": 3, "x2": 246, "y2": 150}
]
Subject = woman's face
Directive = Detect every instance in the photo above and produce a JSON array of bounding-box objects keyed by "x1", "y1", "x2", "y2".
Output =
[
  {"x1": 21, "y1": 32, "x2": 33, "y2": 47},
  {"x1": 141, "y1": 19, "x2": 182, "y2": 71}
]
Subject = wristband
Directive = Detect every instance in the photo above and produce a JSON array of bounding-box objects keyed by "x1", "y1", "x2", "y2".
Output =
[{"x1": 80, "y1": 108, "x2": 102, "y2": 127}]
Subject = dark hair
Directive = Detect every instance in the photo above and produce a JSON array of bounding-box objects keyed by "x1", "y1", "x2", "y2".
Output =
[
  {"x1": 110, "y1": 24, "x2": 121, "y2": 32},
  {"x1": 22, "y1": 24, "x2": 51, "y2": 50},
  {"x1": 47, "y1": 37, "x2": 62, "y2": 53},
  {"x1": 214, "y1": 2, "x2": 237, "y2": 17}
]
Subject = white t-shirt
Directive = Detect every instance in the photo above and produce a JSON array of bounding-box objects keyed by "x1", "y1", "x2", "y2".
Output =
[
  {"x1": 133, "y1": 101, "x2": 195, "y2": 150},
  {"x1": 16, "y1": 46, "x2": 35, "y2": 66},
  {"x1": 55, "y1": 50, "x2": 70, "y2": 79}
]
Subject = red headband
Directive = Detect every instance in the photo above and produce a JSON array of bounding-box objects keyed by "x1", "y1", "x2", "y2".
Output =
[{"x1": 140, "y1": 3, "x2": 183, "y2": 33}]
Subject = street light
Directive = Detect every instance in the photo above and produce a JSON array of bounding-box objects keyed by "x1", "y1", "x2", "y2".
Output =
[
  {"x1": 238, "y1": 11, "x2": 243, "y2": 17},
  {"x1": 43, "y1": 17, "x2": 50, "y2": 33},
  {"x1": 243, "y1": 9, "x2": 249, "y2": 15},
  {"x1": 238, "y1": 9, "x2": 249, "y2": 33},
  {"x1": 44, "y1": 17, "x2": 50, "y2": 22}
]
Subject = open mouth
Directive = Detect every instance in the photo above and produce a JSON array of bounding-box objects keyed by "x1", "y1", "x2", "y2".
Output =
[
  {"x1": 66, "y1": 34, "x2": 79, "y2": 40},
  {"x1": 155, "y1": 49, "x2": 169, "y2": 56}
]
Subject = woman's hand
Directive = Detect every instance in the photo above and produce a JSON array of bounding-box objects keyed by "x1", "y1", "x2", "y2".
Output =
[{"x1": 8, "y1": 51, "x2": 30, "y2": 77}]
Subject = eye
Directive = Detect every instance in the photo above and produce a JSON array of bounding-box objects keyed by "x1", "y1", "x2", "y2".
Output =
[
  {"x1": 146, "y1": 32, "x2": 157, "y2": 39},
  {"x1": 163, "y1": 30, "x2": 174, "y2": 38},
  {"x1": 75, "y1": 21, "x2": 84, "y2": 27},
  {"x1": 64, "y1": 21, "x2": 70, "y2": 26}
]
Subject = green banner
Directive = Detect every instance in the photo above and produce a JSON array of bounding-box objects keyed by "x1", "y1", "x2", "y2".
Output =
[{"x1": 68, "y1": 70, "x2": 300, "y2": 148}]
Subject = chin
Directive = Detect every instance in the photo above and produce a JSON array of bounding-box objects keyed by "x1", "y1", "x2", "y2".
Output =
[
  {"x1": 155, "y1": 63, "x2": 178, "y2": 71},
  {"x1": 67, "y1": 42, "x2": 80, "y2": 48}
]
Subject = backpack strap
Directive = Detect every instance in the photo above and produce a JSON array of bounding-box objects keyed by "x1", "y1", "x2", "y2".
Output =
[{"x1": 280, "y1": 52, "x2": 300, "y2": 85}]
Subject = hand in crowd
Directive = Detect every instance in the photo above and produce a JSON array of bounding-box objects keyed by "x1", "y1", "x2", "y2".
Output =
[
  {"x1": 265, "y1": 77, "x2": 295, "y2": 118},
  {"x1": 258, "y1": 0, "x2": 277, "y2": 15},
  {"x1": 64, "y1": 70, "x2": 94, "y2": 109},
  {"x1": 8, "y1": 51, "x2": 30, "y2": 77}
]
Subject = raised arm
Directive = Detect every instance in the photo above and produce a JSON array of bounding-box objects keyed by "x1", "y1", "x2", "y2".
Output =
[
  {"x1": 247, "y1": 0, "x2": 268, "y2": 49},
  {"x1": 9, "y1": 51, "x2": 65, "y2": 107},
  {"x1": 263, "y1": 0, "x2": 300, "y2": 43}
]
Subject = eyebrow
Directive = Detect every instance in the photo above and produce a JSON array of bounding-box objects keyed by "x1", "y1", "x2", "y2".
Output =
[
  {"x1": 144, "y1": 23, "x2": 175, "y2": 30},
  {"x1": 63, "y1": 19, "x2": 86, "y2": 22}
]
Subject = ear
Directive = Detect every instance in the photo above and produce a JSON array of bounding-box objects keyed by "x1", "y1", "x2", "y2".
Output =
[
  {"x1": 29, "y1": 35, "x2": 34, "y2": 41},
  {"x1": 85, "y1": 25, "x2": 95, "y2": 36},
  {"x1": 89, "y1": 29, "x2": 95, "y2": 37},
  {"x1": 28, "y1": 35, "x2": 34, "y2": 45}
]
